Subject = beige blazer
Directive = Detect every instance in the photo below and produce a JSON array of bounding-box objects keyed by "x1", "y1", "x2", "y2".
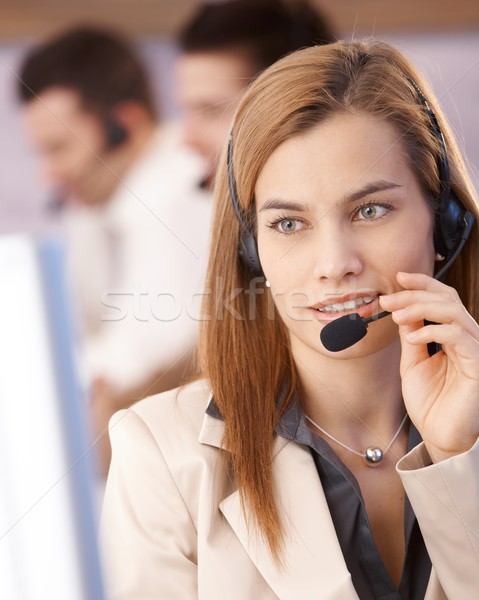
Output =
[{"x1": 100, "y1": 379, "x2": 479, "y2": 599}]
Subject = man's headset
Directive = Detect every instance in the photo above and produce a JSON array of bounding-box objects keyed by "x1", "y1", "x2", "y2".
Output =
[
  {"x1": 105, "y1": 117, "x2": 128, "y2": 149},
  {"x1": 227, "y1": 79, "x2": 474, "y2": 282}
]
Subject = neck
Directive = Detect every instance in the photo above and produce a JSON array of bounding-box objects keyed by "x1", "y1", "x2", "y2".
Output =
[{"x1": 294, "y1": 338, "x2": 405, "y2": 443}]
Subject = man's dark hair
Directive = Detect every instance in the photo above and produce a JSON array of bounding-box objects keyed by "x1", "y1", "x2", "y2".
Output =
[
  {"x1": 179, "y1": 0, "x2": 335, "y2": 75},
  {"x1": 18, "y1": 26, "x2": 156, "y2": 119}
]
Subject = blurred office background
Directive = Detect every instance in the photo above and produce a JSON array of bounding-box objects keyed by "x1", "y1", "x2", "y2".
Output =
[
  {"x1": 0, "y1": 0, "x2": 478, "y2": 234},
  {"x1": 0, "y1": 3, "x2": 477, "y2": 597}
]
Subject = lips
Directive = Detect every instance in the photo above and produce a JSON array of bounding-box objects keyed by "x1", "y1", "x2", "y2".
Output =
[
  {"x1": 310, "y1": 293, "x2": 381, "y2": 323},
  {"x1": 317, "y1": 295, "x2": 375, "y2": 313}
]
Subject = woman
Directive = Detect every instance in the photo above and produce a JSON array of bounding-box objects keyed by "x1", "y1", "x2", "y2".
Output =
[{"x1": 100, "y1": 41, "x2": 479, "y2": 599}]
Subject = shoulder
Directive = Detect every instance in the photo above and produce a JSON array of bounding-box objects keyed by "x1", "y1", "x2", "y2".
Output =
[
  {"x1": 106, "y1": 379, "x2": 226, "y2": 532},
  {"x1": 126, "y1": 377, "x2": 211, "y2": 434},
  {"x1": 108, "y1": 378, "x2": 216, "y2": 465}
]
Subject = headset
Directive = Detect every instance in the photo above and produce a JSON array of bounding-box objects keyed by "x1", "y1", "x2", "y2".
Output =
[
  {"x1": 227, "y1": 79, "x2": 474, "y2": 282},
  {"x1": 227, "y1": 138, "x2": 264, "y2": 276},
  {"x1": 104, "y1": 117, "x2": 128, "y2": 149},
  {"x1": 405, "y1": 78, "x2": 474, "y2": 279}
]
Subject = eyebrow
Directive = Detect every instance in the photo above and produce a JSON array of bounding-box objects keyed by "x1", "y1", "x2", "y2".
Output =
[
  {"x1": 337, "y1": 180, "x2": 402, "y2": 206},
  {"x1": 258, "y1": 180, "x2": 402, "y2": 213},
  {"x1": 259, "y1": 199, "x2": 308, "y2": 212}
]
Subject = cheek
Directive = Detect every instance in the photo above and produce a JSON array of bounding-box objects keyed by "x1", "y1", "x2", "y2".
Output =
[
  {"x1": 260, "y1": 247, "x2": 312, "y2": 322},
  {"x1": 258, "y1": 226, "x2": 320, "y2": 301},
  {"x1": 72, "y1": 118, "x2": 107, "y2": 155},
  {"x1": 259, "y1": 236, "x2": 294, "y2": 289},
  {"x1": 62, "y1": 146, "x2": 98, "y2": 179},
  {"x1": 392, "y1": 221, "x2": 436, "y2": 277},
  {"x1": 69, "y1": 132, "x2": 107, "y2": 176},
  {"x1": 401, "y1": 245, "x2": 435, "y2": 275}
]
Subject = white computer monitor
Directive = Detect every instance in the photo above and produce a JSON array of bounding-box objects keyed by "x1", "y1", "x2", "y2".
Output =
[{"x1": 0, "y1": 235, "x2": 105, "y2": 599}]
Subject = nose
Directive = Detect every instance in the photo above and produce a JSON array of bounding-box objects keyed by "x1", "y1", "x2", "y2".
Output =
[{"x1": 312, "y1": 224, "x2": 363, "y2": 282}]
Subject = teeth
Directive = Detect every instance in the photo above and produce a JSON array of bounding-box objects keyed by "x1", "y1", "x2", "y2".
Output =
[{"x1": 318, "y1": 296, "x2": 375, "y2": 313}]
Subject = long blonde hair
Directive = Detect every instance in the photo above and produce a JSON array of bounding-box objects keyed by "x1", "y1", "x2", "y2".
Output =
[{"x1": 199, "y1": 40, "x2": 479, "y2": 562}]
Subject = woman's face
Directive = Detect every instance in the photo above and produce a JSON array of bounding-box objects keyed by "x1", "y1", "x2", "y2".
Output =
[{"x1": 255, "y1": 111, "x2": 435, "y2": 360}]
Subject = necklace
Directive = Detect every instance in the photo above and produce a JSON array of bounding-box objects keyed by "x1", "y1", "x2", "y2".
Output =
[{"x1": 305, "y1": 412, "x2": 409, "y2": 466}]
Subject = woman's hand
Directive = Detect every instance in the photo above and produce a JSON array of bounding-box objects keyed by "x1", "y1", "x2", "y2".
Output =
[{"x1": 380, "y1": 271, "x2": 479, "y2": 463}]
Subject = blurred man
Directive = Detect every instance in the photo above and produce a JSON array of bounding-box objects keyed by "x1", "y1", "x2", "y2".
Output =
[
  {"x1": 176, "y1": 0, "x2": 335, "y2": 188},
  {"x1": 18, "y1": 27, "x2": 212, "y2": 472}
]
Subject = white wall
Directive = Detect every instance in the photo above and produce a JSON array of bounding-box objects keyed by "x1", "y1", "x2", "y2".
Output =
[
  {"x1": 388, "y1": 32, "x2": 479, "y2": 191},
  {"x1": 0, "y1": 32, "x2": 477, "y2": 233}
]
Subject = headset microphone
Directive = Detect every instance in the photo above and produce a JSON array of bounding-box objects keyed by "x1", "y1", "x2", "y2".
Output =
[{"x1": 320, "y1": 310, "x2": 389, "y2": 352}]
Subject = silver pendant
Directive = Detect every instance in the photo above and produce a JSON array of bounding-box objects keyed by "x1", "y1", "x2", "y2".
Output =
[{"x1": 364, "y1": 447, "x2": 383, "y2": 465}]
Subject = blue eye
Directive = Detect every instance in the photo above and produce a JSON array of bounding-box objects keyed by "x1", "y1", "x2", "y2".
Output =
[
  {"x1": 355, "y1": 203, "x2": 391, "y2": 221},
  {"x1": 279, "y1": 219, "x2": 295, "y2": 232},
  {"x1": 274, "y1": 218, "x2": 305, "y2": 234}
]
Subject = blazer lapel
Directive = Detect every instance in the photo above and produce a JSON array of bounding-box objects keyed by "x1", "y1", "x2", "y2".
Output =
[
  {"x1": 424, "y1": 570, "x2": 447, "y2": 600},
  {"x1": 199, "y1": 409, "x2": 358, "y2": 600},
  {"x1": 199, "y1": 403, "x2": 444, "y2": 600}
]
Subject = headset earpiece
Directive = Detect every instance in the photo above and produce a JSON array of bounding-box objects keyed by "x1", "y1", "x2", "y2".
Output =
[
  {"x1": 407, "y1": 77, "x2": 474, "y2": 266},
  {"x1": 434, "y1": 191, "x2": 468, "y2": 257},
  {"x1": 105, "y1": 118, "x2": 128, "y2": 149},
  {"x1": 227, "y1": 136, "x2": 264, "y2": 277},
  {"x1": 238, "y1": 230, "x2": 263, "y2": 276}
]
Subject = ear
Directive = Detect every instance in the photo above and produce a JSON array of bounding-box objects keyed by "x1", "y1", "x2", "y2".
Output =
[{"x1": 109, "y1": 100, "x2": 150, "y2": 135}]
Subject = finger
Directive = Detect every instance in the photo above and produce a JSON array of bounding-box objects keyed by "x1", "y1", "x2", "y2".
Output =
[
  {"x1": 405, "y1": 323, "x2": 479, "y2": 356},
  {"x1": 390, "y1": 302, "x2": 479, "y2": 341},
  {"x1": 396, "y1": 271, "x2": 460, "y2": 297},
  {"x1": 380, "y1": 289, "x2": 458, "y2": 312}
]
